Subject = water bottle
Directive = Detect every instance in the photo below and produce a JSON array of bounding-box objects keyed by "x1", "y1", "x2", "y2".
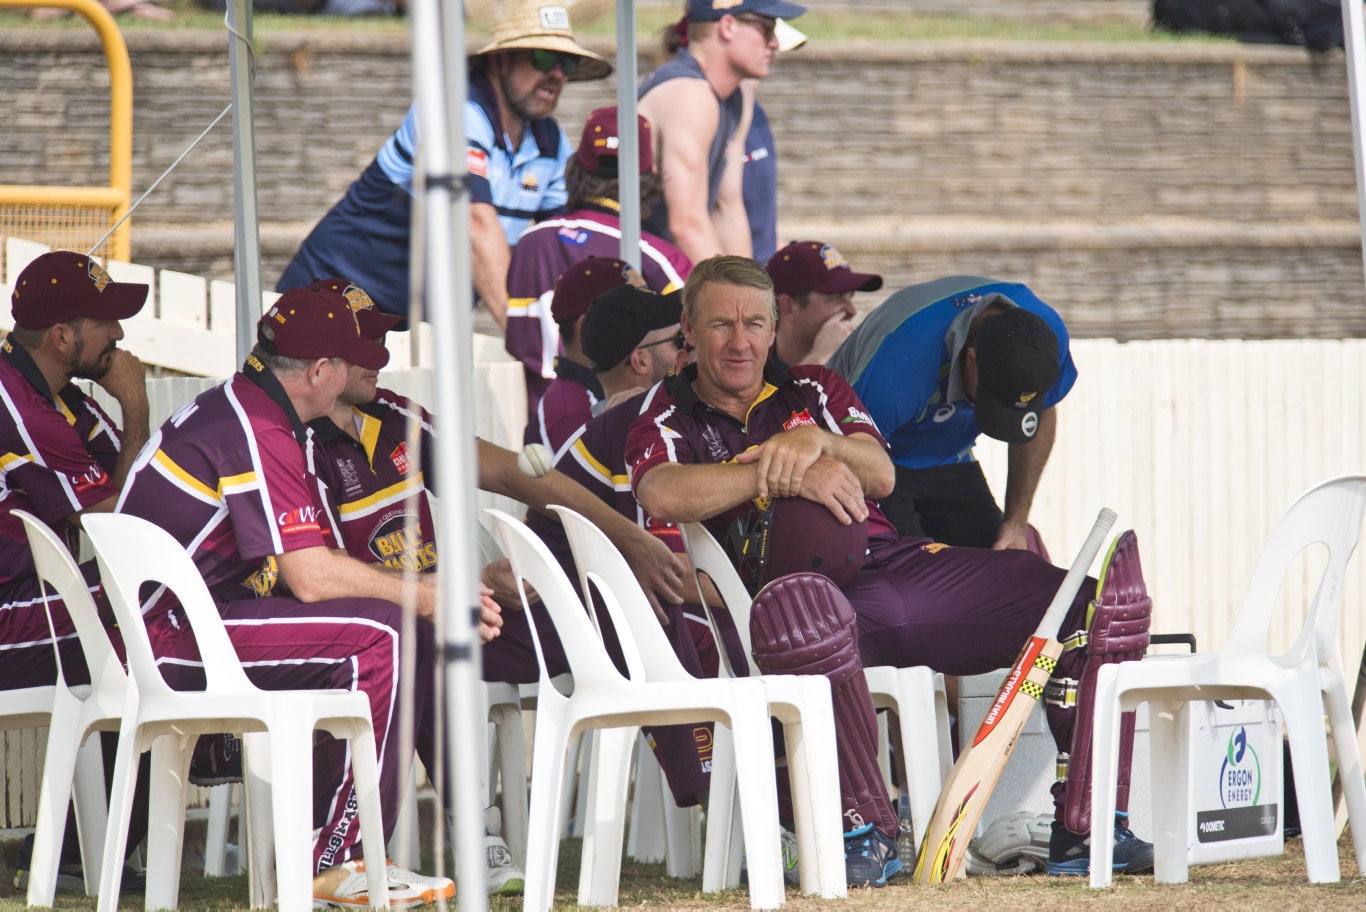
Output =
[{"x1": 896, "y1": 793, "x2": 917, "y2": 870}]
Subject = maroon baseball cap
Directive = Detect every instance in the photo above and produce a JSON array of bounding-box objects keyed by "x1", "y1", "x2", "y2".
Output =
[
  {"x1": 257, "y1": 286, "x2": 390, "y2": 371},
  {"x1": 760, "y1": 497, "x2": 869, "y2": 589},
  {"x1": 576, "y1": 106, "x2": 652, "y2": 177},
  {"x1": 305, "y1": 278, "x2": 408, "y2": 337},
  {"x1": 765, "y1": 241, "x2": 883, "y2": 298},
  {"x1": 550, "y1": 256, "x2": 646, "y2": 323},
  {"x1": 11, "y1": 251, "x2": 148, "y2": 329}
]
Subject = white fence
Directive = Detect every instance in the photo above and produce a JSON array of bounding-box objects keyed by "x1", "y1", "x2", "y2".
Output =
[{"x1": 3, "y1": 238, "x2": 1365, "y2": 827}]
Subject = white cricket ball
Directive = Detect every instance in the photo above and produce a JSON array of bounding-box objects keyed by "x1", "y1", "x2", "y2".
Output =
[{"x1": 517, "y1": 443, "x2": 553, "y2": 478}]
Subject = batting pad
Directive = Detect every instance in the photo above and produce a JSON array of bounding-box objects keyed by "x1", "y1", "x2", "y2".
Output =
[
  {"x1": 749, "y1": 572, "x2": 898, "y2": 837},
  {"x1": 1046, "y1": 530, "x2": 1152, "y2": 834}
]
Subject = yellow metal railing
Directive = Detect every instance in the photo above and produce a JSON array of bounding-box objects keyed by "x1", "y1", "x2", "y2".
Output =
[{"x1": 0, "y1": 0, "x2": 133, "y2": 270}]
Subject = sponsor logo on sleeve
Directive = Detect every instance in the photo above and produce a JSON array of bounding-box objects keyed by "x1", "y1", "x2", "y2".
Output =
[
  {"x1": 557, "y1": 226, "x2": 590, "y2": 246},
  {"x1": 843, "y1": 405, "x2": 875, "y2": 427},
  {"x1": 70, "y1": 463, "x2": 109, "y2": 495},
  {"x1": 467, "y1": 148, "x2": 489, "y2": 178},
  {"x1": 277, "y1": 505, "x2": 322, "y2": 536}
]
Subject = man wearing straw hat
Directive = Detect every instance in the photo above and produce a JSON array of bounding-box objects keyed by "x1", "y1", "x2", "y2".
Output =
[{"x1": 277, "y1": 0, "x2": 611, "y2": 329}]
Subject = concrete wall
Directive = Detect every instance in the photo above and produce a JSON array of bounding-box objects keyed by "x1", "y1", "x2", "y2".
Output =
[{"x1": 2, "y1": 27, "x2": 1363, "y2": 338}]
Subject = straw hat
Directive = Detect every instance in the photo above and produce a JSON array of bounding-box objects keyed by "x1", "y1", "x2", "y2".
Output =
[{"x1": 473, "y1": 1, "x2": 612, "y2": 83}]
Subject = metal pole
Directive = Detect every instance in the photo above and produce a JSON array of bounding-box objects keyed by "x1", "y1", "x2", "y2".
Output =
[
  {"x1": 409, "y1": 0, "x2": 484, "y2": 909},
  {"x1": 1344, "y1": 0, "x2": 1366, "y2": 276},
  {"x1": 228, "y1": 0, "x2": 263, "y2": 363},
  {"x1": 616, "y1": 0, "x2": 641, "y2": 269}
]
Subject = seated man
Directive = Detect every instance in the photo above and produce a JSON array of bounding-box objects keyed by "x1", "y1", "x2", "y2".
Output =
[
  {"x1": 521, "y1": 257, "x2": 635, "y2": 456},
  {"x1": 764, "y1": 239, "x2": 882, "y2": 370},
  {"x1": 827, "y1": 276, "x2": 1076, "y2": 551},
  {"x1": 115, "y1": 285, "x2": 501, "y2": 908},
  {"x1": 2, "y1": 251, "x2": 150, "y2": 691},
  {"x1": 300, "y1": 278, "x2": 689, "y2": 894},
  {"x1": 506, "y1": 105, "x2": 690, "y2": 411},
  {"x1": 625, "y1": 256, "x2": 1154, "y2": 886}
]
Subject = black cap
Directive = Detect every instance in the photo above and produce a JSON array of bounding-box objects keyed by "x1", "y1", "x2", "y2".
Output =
[
  {"x1": 580, "y1": 285, "x2": 682, "y2": 372},
  {"x1": 971, "y1": 308, "x2": 1060, "y2": 444}
]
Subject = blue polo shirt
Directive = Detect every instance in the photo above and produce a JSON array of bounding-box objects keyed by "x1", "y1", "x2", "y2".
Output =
[
  {"x1": 827, "y1": 276, "x2": 1077, "y2": 470},
  {"x1": 277, "y1": 75, "x2": 571, "y2": 316}
]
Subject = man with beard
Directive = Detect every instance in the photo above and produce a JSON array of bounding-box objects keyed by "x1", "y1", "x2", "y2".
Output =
[
  {"x1": 0, "y1": 250, "x2": 150, "y2": 692},
  {"x1": 277, "y1": 0, "x2": 611, "y2": 328}
]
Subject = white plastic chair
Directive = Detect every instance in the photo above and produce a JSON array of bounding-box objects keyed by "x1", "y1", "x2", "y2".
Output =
[
  {"x1": 483, "y1": 679, "x2": 529, "y2": 867},
  {"x1": 487, "y1": 507, "x2": 787, "y2": 911},
  {"x1": 81, "y1": 512, "x2": 390, "y2": 912},
  {"x1": 555, "y1": 506, "x2": 845, "y2": 900},
  {"x1": 14, "y1": 511, "x2": 116, "y2": 906},
  {"x1": 680, "y1": 520, "x2": 952, "y2": 852},
  {"x1": 1088, "y1": 475, "x2": 1366, "y2": 887}
]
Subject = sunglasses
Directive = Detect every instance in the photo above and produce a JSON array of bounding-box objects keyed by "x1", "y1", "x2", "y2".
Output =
[
  {"x1": 529, "y1": 49, "x2": 581, "y2": 78},
  {"x1": 636, "y1": 331, "x2": 687, "y2": 352},
  {"x1": 734, "y1": 14, "x2": 777, "y2": 44}
]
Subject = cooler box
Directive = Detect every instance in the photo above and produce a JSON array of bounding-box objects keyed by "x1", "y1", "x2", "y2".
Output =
[{"x1": 957, "y1": 677, "x2": 1283, "y2": 865}]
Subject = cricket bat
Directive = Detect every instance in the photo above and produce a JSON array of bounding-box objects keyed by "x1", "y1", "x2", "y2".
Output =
[{"x1": 911, "y1": 507, "x2": 1119, "y2": 884}]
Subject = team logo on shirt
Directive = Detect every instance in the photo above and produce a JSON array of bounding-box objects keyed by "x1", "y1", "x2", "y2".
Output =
[
  {"x1": 921, "y1": 542, "x2": 950, "y2": 554},
  {"x1": 70, "y1": 463, "x2": 109, "y2": 495},
  {"x1": 390, "y1": 442, "x2": 411, "y2": 475},
  {"x1": 520, "y1": 174, "x2": 540, "y2": 194},
  {"x1": 277, "y1": 505, "x2": 322, "y2": 536},
  {"x1": 370, "y1": 514, "x2": 437, "y2": 572},
  {"x1": 783, "y1": 409, "x2": 816, "y2": 431},
  {"x1": 467, "y1": 148, "x2": 488, "y2": 178},
  {"x1": 242, "y1": 555, "x2": 280, "y2": 598}
]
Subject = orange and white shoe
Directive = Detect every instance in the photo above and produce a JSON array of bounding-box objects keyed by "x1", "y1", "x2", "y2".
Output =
[{"x1": 313, "y1": 858, "x2": 454, "y2": 909}]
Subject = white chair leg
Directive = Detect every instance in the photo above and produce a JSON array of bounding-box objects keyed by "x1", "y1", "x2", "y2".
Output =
[
  {"x1": 386, "y1": 765, "x2": 421, "y2": 870},
  {"x1": 627, "y1": 735, "x2": 668, "y2": 864},
  {"x1": 144, "y1": 734, "x2": 191, "y2": 911},
  {"x1": 1149, "y1": 699, "x2": 1192, "y2": 885},
  {"x1": 71, "y1": 735, "x2": 109, "y2": 894},
  {"x1": 243, "y1": 732, "x2": 276, "y2": 909},
  {"x1": 204, "y1": 783, "x2": 236, "y2": 876},
  {"x1": 578, "y1": 727, "x2": 636, "y2": 907},
  {"x1": 701, "y1": 722, "x2": 739, "y2": 892}
]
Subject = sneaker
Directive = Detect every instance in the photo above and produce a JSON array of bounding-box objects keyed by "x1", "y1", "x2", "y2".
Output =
[
  {"x1": 189, "y1": 733, "x2": 243, "y2": 787},
  {"x1": 1045, "y1": 815, "x2": 1154, "y2": 877},
  {"x1": 843, "y1": 823, "x2": 902, "y2": 888},
  {"x1": 11, "y1": 833, "x2": 144, "y2": 895},
  {"x1": 779, "y1": 824, "x2": 800, "y2": 886},
  {"x1": 483, "y1": 806, "x2": 525, "y2": 896},
  {"x1": 738, "y1": 822, "x2": 801, "y2": 887},
  {"x1": 313, "y1": 858, "x2": 454, "y2": 909}
]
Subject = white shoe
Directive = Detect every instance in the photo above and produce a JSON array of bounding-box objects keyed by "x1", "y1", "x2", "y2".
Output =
[
  {"x1": 484, "y1": 806, "x2": 526, "y2": 896},
  {"x1": 313, "y1": 858, "x2": 454, "y2": 909}
]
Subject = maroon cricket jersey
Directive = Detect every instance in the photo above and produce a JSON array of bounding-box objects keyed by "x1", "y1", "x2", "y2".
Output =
[
  {"x1": 305, "y1": 388, "x2": 438, "y2": 574},
  {"x1": 525, "y1": 384, "x2": 683, "y2": 564},
  {"x1": 505, "y1": 205, "x2": 691, "y2": 410},
  {"x1": 522, "y1": 357, "x2": 603, "y2": 456},
  {"x1": 0, "y1": 337, "x2": 122, "y2": 586},
  {"x1": 117, "y1": 360, "x2": 334, "y2": 627},
  {"x1": 625, "y1": 362, "x2": 898, "y2": 548}
]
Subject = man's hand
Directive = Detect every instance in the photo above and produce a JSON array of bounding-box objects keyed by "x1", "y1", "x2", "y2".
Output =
[
  {"x1": 481, "y1": 558, "x2": 534, "y2": 610},
  {"x1": 735, "y1": 425, "x2": 827, "y2": 498},
  {"x1": 992, "y1": 519, "x2": 1031, "y2": 551},
  {"x1": 95, "y1": 348, "x2": 148, "y2": 404},
  {"x1": 805, "y1": 309, "x2": 858, "y2": 367},
  {"x1": 615, "y1": 527, "x2": 688, "y2": 625},
  {"x1": 796, "y1": 455, "x2": 870, "y2": 525},
  {"x1": 478, "y1": 582, "x2": 504, "y2": 643}
]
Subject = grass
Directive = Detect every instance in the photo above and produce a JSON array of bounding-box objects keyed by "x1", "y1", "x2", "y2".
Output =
[
  {"x1": 1, "y1": 834, "x2": 1363, "y2": 911},
  {"x1": 0, "y1": 1, "x2": 1239, "y2": 46}
]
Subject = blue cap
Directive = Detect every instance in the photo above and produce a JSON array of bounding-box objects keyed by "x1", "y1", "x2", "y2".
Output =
[{"x1": 686, "y1": 0, "x2": 807, "y2": 22}]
